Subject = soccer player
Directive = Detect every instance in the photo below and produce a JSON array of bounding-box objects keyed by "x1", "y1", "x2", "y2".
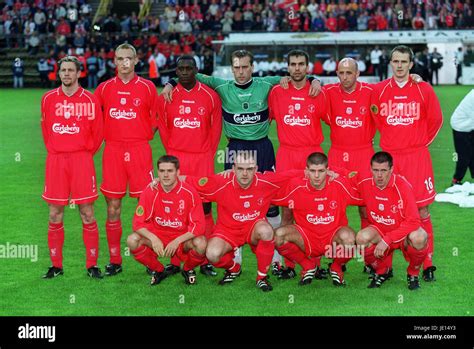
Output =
[
  {"x1": 370, "y1": 45, "x2": 443, "y2": 282},
  {"x1": 356, "y1": 152, "x2": 429, "y2": 290},
  {"x1": 156, "y1": 55, "x2": 222, "y2": 277},
  {"x1": 183, "y1": 152, "x2": 301, "y2": 292},
  {"x1": 127, "y1": 155, "x2": 207, "y2": 285},
  {"x1": 161, "y1": 50, "x2": 322, "y2": 269},
  {"x1": 95, "y1": 43, "x2": 159, "y2": 276},
  {"x1": 272, "y1": 152, "x2": 362, "y2": 287},
  {"x1": 268, "y1": 49, "x2": 329, "y2": 278},
  {"x1": 41, "y1": 56, "x2": 104, "y2": 279}
]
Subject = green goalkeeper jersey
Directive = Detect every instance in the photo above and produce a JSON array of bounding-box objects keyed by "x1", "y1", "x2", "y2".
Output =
[{"x1": 195, "y1": 74, "x2": 281, "y2": 141}]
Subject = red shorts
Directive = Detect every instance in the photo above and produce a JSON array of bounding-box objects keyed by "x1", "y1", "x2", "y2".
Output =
[
  {"x1": 294, "y1": 224, "x2": 342, "y2": 258},
  {"x1": 101, "y1": 141, "x2": 154, "y2": 199},
  {"x1": 167, "y1": 148, "x2": 214, "y2": 176},
  {"x1": 328, "y1": 144, "x2": 374, "y2": 180},
  {"x1": 389, "y1": 147, "x2": 436, "y2": 207},
  {"x1": 42, "y1": 151, "x2": 98, "y2": 205},
  {"x1": 276, "y1": 145, "x2": 323, "y2": 172},
  {"x1": 368, "y1": 224, "x2": 407, "y2": 257},
  {"x1": 151, "y1": 230, "x2": 188, "y2": 261},
  {"x1": 208, "y1": 219, "x2": 265, "y2": 252}
]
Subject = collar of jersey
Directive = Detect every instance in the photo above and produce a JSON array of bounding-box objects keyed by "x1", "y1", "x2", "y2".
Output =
[
  {"x1": 234, "y1": 79, "x2": 253, "y2": 89},
  {"x1": 58, "y1": 86, "x2": 83, "y2": 97}
]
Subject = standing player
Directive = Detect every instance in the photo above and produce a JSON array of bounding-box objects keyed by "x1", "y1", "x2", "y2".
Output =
[
  {"x1": 95, "y1": 43, "x2": 159, "y2": 276},
  {"x1": 183, "y1": 152, "x2": 301, "y2": 292},
  {"x1": 161, "y1": 50, "x2": 321, "y2": 265},
  {"x1": 127, "y1": 155, "x2": 207, "y2": 286},
  {"x1": 41, "y1": 56, "x2": 104, "y2": 279},
  {"x1": 156, "y1": 55, "x2": 222, "y2": 277},
  {"x1": 370, "y1": 45, "x2": 443, "y2": 282},
  {"x1": 272, "y1": 152, "x2": 362, "y2": 287},
  {"x1": 268, "y1": 49, "x2": 329, "y2": 277},
  {"x1": 356, "y1": 152, "x2": 429, "y2": 290}
]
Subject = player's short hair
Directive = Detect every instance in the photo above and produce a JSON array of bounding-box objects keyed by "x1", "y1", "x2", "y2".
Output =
[
  {"x1": 306, "y1": 152, "x2": 328, "y2": 167},
  {"x1": 115, "y1": 43, "x2": 137, "y2": 57},
  {"x1": 176, "y1": 55, "x2": 197, "y2": 67},
  {"x1": 287, "y1": 49, "x2": 309, "y2": 65},
  {"x1": 390, "y1": 45, "x2": 414, "y2": 62},
  {"x1": 231, "y1": 49, "x2": 254, "y2": 65},
  {"x1": 57, "y1": 56, "x2": 81, "y2": 71},
  {"x1": 371, "y1": 151, "x2": 393, "y2": 168},
  {"x1": 157, "y1": 155, "x2": 180, "y2": 170}
]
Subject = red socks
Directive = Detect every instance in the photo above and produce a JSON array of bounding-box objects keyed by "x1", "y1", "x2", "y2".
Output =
[
  {"x1": 255, "y1": 240, "x2": 275, "y2": 280},
  {"x1": 214, "y1": 251, "x2": 239, "y2": 272},
  {"x1": 421, "y1": 216, "x2": 434, "y2": 268},
  {"x1": 48, "y1": 222, "x2": 65, "y2": 268},
  {"x1": 362, "y1": 244, "x2": 392, "y2": 274},
  {"x1": 183, "y1": 249, "x2": 205, "y2": 271},
  {"x1": 131, "y1": 245, "x2": 164, "y2": 273},
  {"x1": 405, "y1": 244, "x2": 428, "y2": 276},
  {"x1": 277, "y1": 242, "x2": 313, "y2": 271},
  {"x1": 106, "y1": 220, "x2": 122, "y2": 265},
  {"x1": 83, "y1": 222, "x2": 99, "y2": 269}
]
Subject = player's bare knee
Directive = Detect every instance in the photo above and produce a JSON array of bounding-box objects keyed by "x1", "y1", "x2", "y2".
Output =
[
  {"x1": 192, "y1": 236, "x2": 207, "y2": 254},
  {"x1": 274, "y1": 226, "x2": 287, "y2": 246},
  {"x1": 79, "y1": 205, "x2": 95, "y2": 224},
  {"x1": 356, "y1": 231, "x2": 370, "y2": 246},
  {"x1": 409, "y1": 228, "x2": 428, "y2": 250},
  {"x1": 206, "y1": 247, "x2": 222, "y2": 264},
  {"x1": 257, "y1": 223, "x2": 274, "y2": 241},
  {"x1": 126, "y1": 233, "x2": 141, "y2": 250},
  {"x1": 338, "y1": 229, "x2": 355, "y2": 245}
]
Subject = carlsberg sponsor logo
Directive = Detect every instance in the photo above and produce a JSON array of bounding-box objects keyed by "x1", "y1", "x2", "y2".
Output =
[
  {"x1": 335, "y1": 116, "x2": 363, "y2": 128},
  {"x1": 174, "y1": 118, "x2": 201, "y2": 129},
  {"x1": 52, "y1": 123, "x2": 80, "y2": 134},
  {"x1": 109, "y1": 108, "x2": 137, "y2": 120},
  {"x1": 306, "y1": 214, "x2": 335, "y2": 225},
  {"x1": 370, "y1": 211, "x2": 395, "y2": 225},
  {"x1": 283, "y1": 115, "x2": 311, "y2": 126},
  {"x1": 380, "y1": 101, "x2": 420, "y2": 125},
  {"x1": 232, "y1": 211, "x2": 260, "y2": 222},
  {"x1": 234, "y1": 114, "x2": 260, "y2": 124},
  {"x1": 155, "y1": 217, "x2": 182, "y2": 228}
]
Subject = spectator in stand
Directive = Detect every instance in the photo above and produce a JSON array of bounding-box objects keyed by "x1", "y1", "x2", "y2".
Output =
[
  {"x1": 323, "y1": 56, "x2": 337, "y2": 76},
  {"x1": 86, "y1": 50, "x2": 100, "y2": 89},
  {"x1": 12, "y1": 57, "x2": 24, "y2": 88},
  {"x1": 412, "y1": 12, "x2": 426, "y2": 29},
  {"x1": 357, "y1": 10, "x2": 369, "y2": 31},
  {"x1": 37, "y1": 56, "x2": 51, "y2": 88},
  {"x1": 326, "y1": 13, "x2": 338, "y2": 32}
]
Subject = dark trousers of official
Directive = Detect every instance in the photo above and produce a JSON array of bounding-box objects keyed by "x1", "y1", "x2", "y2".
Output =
[
  {"x1": 453, "y1": 129, "x2": 474, "y2": 181},
  {"x1": 456, "y1": 65, "x2": 462, "y2": 85}
]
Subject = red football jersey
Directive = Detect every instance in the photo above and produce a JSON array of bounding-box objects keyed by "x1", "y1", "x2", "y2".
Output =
[
  {"x1": 357, "y1": 174, "x2": 421, "y2": 245},
  {"x1": 132, "y1": 180, "x2": 205, "y2": 239},
  {"x1": 324, "y1": 81, "x2": 375, "y2": 148},
  {"x1": 272, "y1": 176, "x2": 362, "y2": 241},
  {"x1": 41, "y1": 87, "x2": 103, "y2": 154},
  {"x1": 156, "y1": 82, "x2": 222, "y2": 153},
  {"x1": 370, "y1": 77, "x2": 443, "y2": 151},
  {"x1": 95, "y1": 75, "x2": 158, "y2": 142},
  {"x1": 269, "y1": 81, "x2": 329, "y2": 149},
  {"x1": 186, "y1": 171, "x2": 301, "y2": 231}
]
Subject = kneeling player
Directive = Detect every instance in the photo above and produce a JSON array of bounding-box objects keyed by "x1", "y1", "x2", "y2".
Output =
[
  {"x1": 127, "y1": 155, "x2": 207, "y2": 285},
  {"x1": 273, "y1": 152, "x2": 362, "y2": 286},
  {"x1": 356, "y1": 152, "x2": 429, "y2": 290}
]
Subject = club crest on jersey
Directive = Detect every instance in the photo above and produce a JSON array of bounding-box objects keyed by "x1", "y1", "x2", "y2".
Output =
[
  {"x1": 295, "y1": 103, "x2": 301, "y2": 111},
  {"x1": 318, "y1": 204, "x2": 324, "y2": 211},
  {"x1": 346, "y1": 107, "x2": 352, "y2": 115},
  {"x1": 120, "y1": 98, "x2": 126, "y2": 105},
  {"x1": 244, "y1": 201, "x2": 250, "y2": 208},
  {"x1": 257, "y1": 198, "x2": 263, "y2": 206},
  {"x1": 379, "y1": 203, "x2": 384, "y2": 211},
  {"x1": 198, "y1": 107, "x2": 206, "y2": 115},
  {"x1": 177, "y1": 208, "x2": 184, "y2": 215},
  {"x1": 165, "y1": 207, "x2": 170, "y2": 213},
  {"x1": 133, "y1": 98, "x2": 141, "y2": 106},
  {"x1": 391, "y1": 205, "x2": 399, "y2": 213},
  {"x1": 308, "y1": 104, "x2": 315, "y2": 113},
  {"x1": 64, "y1": 111, "x2": 71, "y2": 119},
  {"x1": 330, "y1": 200, "x2": 338, "y2": 209},
  {"x1": 360, "y1": 106, "x2": 367, "y2": 115},
  {"x1": 370, "y1": 104, "x2": 379, "y2": 114},
  {"x1": 198, "y1": 177, "x2": 208, "y2": 186},
  {"x1": 136, "y1": 205, "x2": 144, "y2": 216}
]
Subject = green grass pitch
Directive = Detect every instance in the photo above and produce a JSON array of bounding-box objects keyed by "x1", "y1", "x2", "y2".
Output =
[{"x1": 0, "y1": 85, "x2": 473, "y2": 316}]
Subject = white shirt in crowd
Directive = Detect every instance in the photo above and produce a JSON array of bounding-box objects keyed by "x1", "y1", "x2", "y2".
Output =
[{"x1": 370, "y1": 48, "x2": 382, "y2": 65}]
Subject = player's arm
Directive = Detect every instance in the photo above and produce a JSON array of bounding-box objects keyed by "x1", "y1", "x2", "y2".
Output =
[
  {"x1": 380, "y1": 185, "x2": 421, "y2": 246},
  {"x1": 262, "y1": 169, "x2": 305, "y2": 187},
  {"x1": 40, "y1": 95, "x2": 49, "y2": 146},
  {"x1": 336, "y1": 177, "x2": 364, "y2": 206},
  {"x1": 271, "y1": 183, "x2": 296, "y2": 207},
  {"x1": 425, "y1": 85, "x2": 444, "y2": 146},
  {"x1": 155, "y1": 95, "x2": 170, "y2": 152},
  {"x1": 184, "y1": 174, "x2": 227, "y2": 202},
  {"x1": 132, "y1": 188, "x2": 165, "y2": 256},
  {"x1": 318, "y1": 89, "x2": 330, "y2": 125},
  {"x1": 210, "y1": 92, "x2": 223, "y2": 152},
  {"x1": 149, "y1": 83, "x2": 160, "y2": 135},
  {"x1": 91, "y1": 96, "x2": 104, "y2": 155}
]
